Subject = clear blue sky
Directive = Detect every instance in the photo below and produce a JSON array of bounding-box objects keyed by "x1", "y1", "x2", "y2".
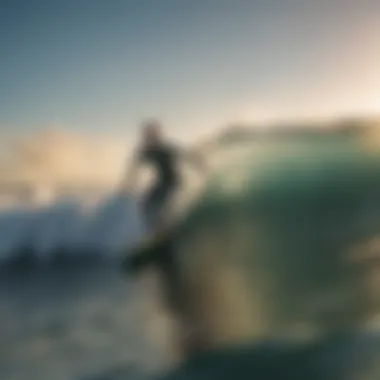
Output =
[{"x1": 1, "y1": 0, "x2": 379, "y2": 135}]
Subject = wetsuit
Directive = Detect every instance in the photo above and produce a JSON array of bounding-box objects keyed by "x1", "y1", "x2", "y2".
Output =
[{"x1": 137, "y1": 143, "x2": 181, "y2": 228}]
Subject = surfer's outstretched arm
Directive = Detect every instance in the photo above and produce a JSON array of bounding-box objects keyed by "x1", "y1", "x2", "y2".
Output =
[
  {"x1": 182, "y1": 148, "x2": 208, "y2": 174},
  {"x1": 120, "y1": 153, "x2": 140, "y2": 194}
]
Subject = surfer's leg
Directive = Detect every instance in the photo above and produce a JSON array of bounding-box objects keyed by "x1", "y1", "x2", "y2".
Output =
[
  {"x1": 142, "y1": 184, "x2": 162, "y2": 229},
  {"x1": 144, "y1": 183, "x2": 175, "y2": 230},
  {"x1": 156, "y1": 184, "x2": 178, "y2": 227}
]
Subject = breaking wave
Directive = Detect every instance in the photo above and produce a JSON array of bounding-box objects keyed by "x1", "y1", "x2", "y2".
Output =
[{"x1": 0, "y1": 194, "x2": 148, "y2": 271}]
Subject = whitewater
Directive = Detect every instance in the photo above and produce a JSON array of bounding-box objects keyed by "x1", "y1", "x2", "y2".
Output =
[{"x1": 0, "y1": 193, "x2": 149, "y2": 269}]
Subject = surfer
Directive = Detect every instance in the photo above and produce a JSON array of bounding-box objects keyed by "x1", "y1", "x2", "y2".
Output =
[{"x1": 122, "y1": 119, "x2": 206, "y2": 230}]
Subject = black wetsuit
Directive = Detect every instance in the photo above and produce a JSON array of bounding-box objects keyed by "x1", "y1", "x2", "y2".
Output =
[{"x1": 137, "y1": 143, "x2": 181, "y2": 226}]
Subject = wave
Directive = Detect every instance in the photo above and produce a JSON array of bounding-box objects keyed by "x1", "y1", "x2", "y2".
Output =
[{"x1": 0, "y1": 194, "x2": 148, "y2": 272}]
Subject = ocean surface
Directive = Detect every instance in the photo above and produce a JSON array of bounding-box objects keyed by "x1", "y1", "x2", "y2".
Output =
[{"x1": 0, "y1": 194, "x2": 165, "y2": 380}]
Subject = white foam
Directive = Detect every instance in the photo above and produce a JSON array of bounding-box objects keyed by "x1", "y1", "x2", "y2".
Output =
[{"x1": 0, "y1": 193, "x2": 147, "y2": 263}]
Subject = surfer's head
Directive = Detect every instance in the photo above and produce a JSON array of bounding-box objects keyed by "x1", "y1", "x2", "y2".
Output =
[{"x1": 141, "y1": 119, "x2": 163, "y2": 146}]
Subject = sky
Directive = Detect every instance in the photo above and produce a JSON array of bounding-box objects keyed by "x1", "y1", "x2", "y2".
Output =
[{"x1": 1, "y1": 0, "x2": 380, "y2": 137}]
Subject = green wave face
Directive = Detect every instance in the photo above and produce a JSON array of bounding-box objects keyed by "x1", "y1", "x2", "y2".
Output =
[{"x1": 174, "y1": 132, "x2": 380, "y2": 343}]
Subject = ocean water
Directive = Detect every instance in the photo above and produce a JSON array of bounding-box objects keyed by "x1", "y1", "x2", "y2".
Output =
[
  {"x1": 0, "y1": 195, "x2": 160, "y2": 380},
  {"x1": 0, "y1": 266, "x2": 162, "y2": 380}
]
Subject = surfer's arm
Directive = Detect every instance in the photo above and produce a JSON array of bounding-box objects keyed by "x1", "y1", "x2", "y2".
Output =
[
  {"x1": 182, "y1": 148, "x2": 208, "y2": 174},
  {"x1": 120, "y1": 153, "x2": 141, "y2": 194}
]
